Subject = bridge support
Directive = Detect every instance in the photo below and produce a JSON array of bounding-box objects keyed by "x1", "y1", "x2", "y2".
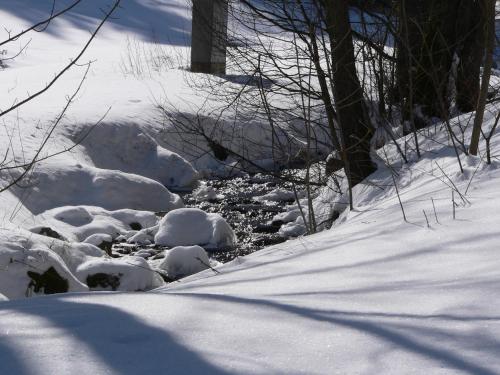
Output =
[{"x1": 191, "y1": 0, "x2": 228, "y2": 74}]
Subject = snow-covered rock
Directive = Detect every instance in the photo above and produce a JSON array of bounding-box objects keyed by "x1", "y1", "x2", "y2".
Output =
[
  {"x1": 83, "y1": 233, "x2": 113, "y2": 254},
  {"x1": 159, "y1": 245, "x2": 210, "y2": 279},
  {"x1": 7, "y1": 161, "x2": 183, "y2": 214},
  {"x1": 28, "y1": 226, "x2": 67, "y2": 241},
  {"x1": 192, "y1": 182, "x2": 220, "y2": 201},
  {"x1": 127, "y1": 225, "x2": 159, "y2": 245},
  {"x1": 154, "y1": 208, "x2": 236, "y2": 248},
  {"x1": 34, "y1": 206, "x2": 160, "y2": 242},
  {"x1": 75, "y1": 256, "x2": 163, "y2": 292},
  {"x1": 0, "y1": 293, "x2": 8, "y2": 301},
  {"x1": 272, "y1": 207, "x2": 302, "y2": 224},
  {"x1": 83, "y1": 233, "x2": 113, "y2": 247},
  {"x1": 279, "y1": 217, "x2": 307, "y2": 238},
  {"x1": 255, "y1": 188, "x2": 298, "y2": 202},
  {"x1": 0, "y1": 234, "x2": 88, "y2": 299}
]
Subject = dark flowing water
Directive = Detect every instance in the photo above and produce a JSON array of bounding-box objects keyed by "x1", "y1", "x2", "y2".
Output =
[{"x1": 112, "y1": 173, "x2": 303, "y2": 264}]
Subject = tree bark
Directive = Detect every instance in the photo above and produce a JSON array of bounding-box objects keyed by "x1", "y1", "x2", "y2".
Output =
[
  {"x1": 470, "y1": 0, "x2": 495, "y2": 156},
  {"x1": 455, "y1": 0, "x2": 484, "y2": 113},
  {"x1": 397, "y1": 0, "x2": 458, "y2": 125},
  {"x1": 324, "y1": 0, "x2": 375, "y2": 187}
]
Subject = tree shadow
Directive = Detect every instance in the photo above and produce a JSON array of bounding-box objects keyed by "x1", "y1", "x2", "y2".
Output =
[
  {"x1": 170, "y1": 244, "x2": 438, "y2": 293},
  {"x1": 0, "y1": 295, "x2": 232, "y2": 375},
  {"x1": 178, "y1": 292, "x2": 500, "y2": 375},
  {"x1": 0, "y1": 0, "x2": 192, "y2": 45},
  {"x1": 0, "y1": 339, "x2": 32, "y2": 375}
]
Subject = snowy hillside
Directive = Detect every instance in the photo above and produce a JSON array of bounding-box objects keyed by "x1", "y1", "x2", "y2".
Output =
[
  {"x1": 2, "y1": 120, "x2": 500, "y2": 373},
  {"x1": 1, "y1": 0, "x2": 500, "y2": 374}
]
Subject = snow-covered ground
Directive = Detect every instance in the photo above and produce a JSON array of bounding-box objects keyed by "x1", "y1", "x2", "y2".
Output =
[
  {"x1": 1, "y1": 1, "x2": 500, "y2": 374},
  {"x1": 2, "y1": 124, "x2": 500, "y2": 373}
]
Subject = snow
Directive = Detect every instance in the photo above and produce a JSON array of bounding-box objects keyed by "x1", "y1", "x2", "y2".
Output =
[
  {"x1": 2, "y1": 152, "x2": 500, "y2": 373},
  {"x1": 278, "y1": 217, "x2": 307, "y2": 237},
  {"x1": 192, "y1": 181, "x2": 221, "y2": 201},
  {"x1": 254, "y1": 188, "x2": 298, "y2": 202},
  {"x1": 6, "y1": 161, "x2": 184, "y2": 215},
  {"x1": 82, "y1": 233, "x2": 113, "y2": 247},
  {"x1": 159, "y1": 245, "x2": 210, "y2": 279},
  {"x1": 67, "y1": 121, "x2": 199, "y2": 189},
  {"x1": 0, "y1": 230, "x2": 89, "y2": 299},
  {"x1": 127, "y1": 225, "x2": 159, "y2": 245},
  {"x1": 34, "y1": 205, "x2": 159, "y2": 242},
  {"x1": 1, "y1": 0, "x2": 500, "y2": 374},
  {"x1": 3, "y1": 106, "x2": 500, "y2": 372},
  {"x1": 272, "y1": 207, "x2": 302, "y2": 224},
  {"x1": 75, "y1": 256, "x2": 163, "y2": 292},
  {"x1": 155, "y1": 208, "x2": 236, "y2": 248}
]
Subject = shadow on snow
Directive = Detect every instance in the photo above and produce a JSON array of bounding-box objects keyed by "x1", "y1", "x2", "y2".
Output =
[{"x1": 0, "y1": 0, "x2": 192, "y2": 46}]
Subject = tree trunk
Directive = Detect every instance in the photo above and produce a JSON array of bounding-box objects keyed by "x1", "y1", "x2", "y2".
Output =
[
  {"x1": 324, "y1": 0, "x2": 375, "y2": 187},
  {"x1": 470, "y1": 0, "x2": 495, "y2": 156},
  {"x1": 397, "y1": 0, "x2": 458, "y2": 125},
  {"x1": 455, "y1": 0, "x2": 484, "y2": 113}
]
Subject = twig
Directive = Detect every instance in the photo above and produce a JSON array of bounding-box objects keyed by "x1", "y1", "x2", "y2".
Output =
[
  {"x1": 391, "y1": 171, "x2": 407, "y2": 222},
  {"x1": 196, "y1": 257, "x2": 220, "y2": 275},
  {"x1": 452, "y1": 190, "x2": 456, "y2": 220},
  {"x1": 431, "y1": 197, "x2": 439, "y2": 224},
  {"x1": 423, "y1": 209, "x2": 430, "y2": 228}
]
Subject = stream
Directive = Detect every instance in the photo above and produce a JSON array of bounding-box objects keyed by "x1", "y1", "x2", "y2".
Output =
[{"x1": 111, "y1": 173, "x2": 305, "y2": 266}]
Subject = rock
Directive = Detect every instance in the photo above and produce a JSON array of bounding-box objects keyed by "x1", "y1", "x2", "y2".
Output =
[
  {"x1": 252, "y1": 234, "x2": 286, "y2": 247},
  {"x1": 325, "y1": 152, "x2": 343, "y2": 175},
  {"x1": 27, "y1": 266, "x2": 69, "y2": 295},
  {"x1": 129, "y1": 222, "x2": 142, "y2": 231},
  {"x1": 253, "y1": 223, "x2": 281, "y2": 234},
  {"x1": 83, "y1": 234, "x2": 113, "y2": 256},
  {"x1": 207, "y1": 139, "x2": 229, "y2": 161},
  {"x1": 29, "y1": 226, "x2": 66, "y2": 241},
  {"x1": 86, "y1": 273, "x2": 121, "y2": 291}
]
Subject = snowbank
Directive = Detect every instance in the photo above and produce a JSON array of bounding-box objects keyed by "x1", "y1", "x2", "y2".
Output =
[
  {"x1": 0, "y1": 226, "x2": 169, "y2": 298},
  {"x1": 154, "y1": 208, "x2": 236, "y2": 248},
  {"x1": 33, "y1": 205, "x2": 159, "y2": 242},
  {"x1": 159, "y1": 245, "x2": 210, "y2": 279},
  {"x1": 68, "y1": 122, "x2": 199, "y2": 189},
  {"x1": 5, "y1": 161, "x2": 183, "y2": 214}
]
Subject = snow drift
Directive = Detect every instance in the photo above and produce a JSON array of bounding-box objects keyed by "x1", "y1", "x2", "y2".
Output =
[{"x1": 5, "y1": 161, "x2": 184, "y2": 214}]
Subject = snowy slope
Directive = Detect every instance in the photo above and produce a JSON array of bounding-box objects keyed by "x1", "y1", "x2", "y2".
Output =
[
  {"x1": 1, "y1": 113, "x2": 500, "y2": 373},
  {"x1": 1, "y1": 1, "x2": 500, "y2": 374},
  {"x1": 0, "y1": 0, "x2": 199, "y2": 226}
]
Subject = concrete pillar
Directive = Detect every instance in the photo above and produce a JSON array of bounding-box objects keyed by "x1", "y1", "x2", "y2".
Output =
[{"x1": 191, "y1": 0, "x2": 228, "y2": 74}]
